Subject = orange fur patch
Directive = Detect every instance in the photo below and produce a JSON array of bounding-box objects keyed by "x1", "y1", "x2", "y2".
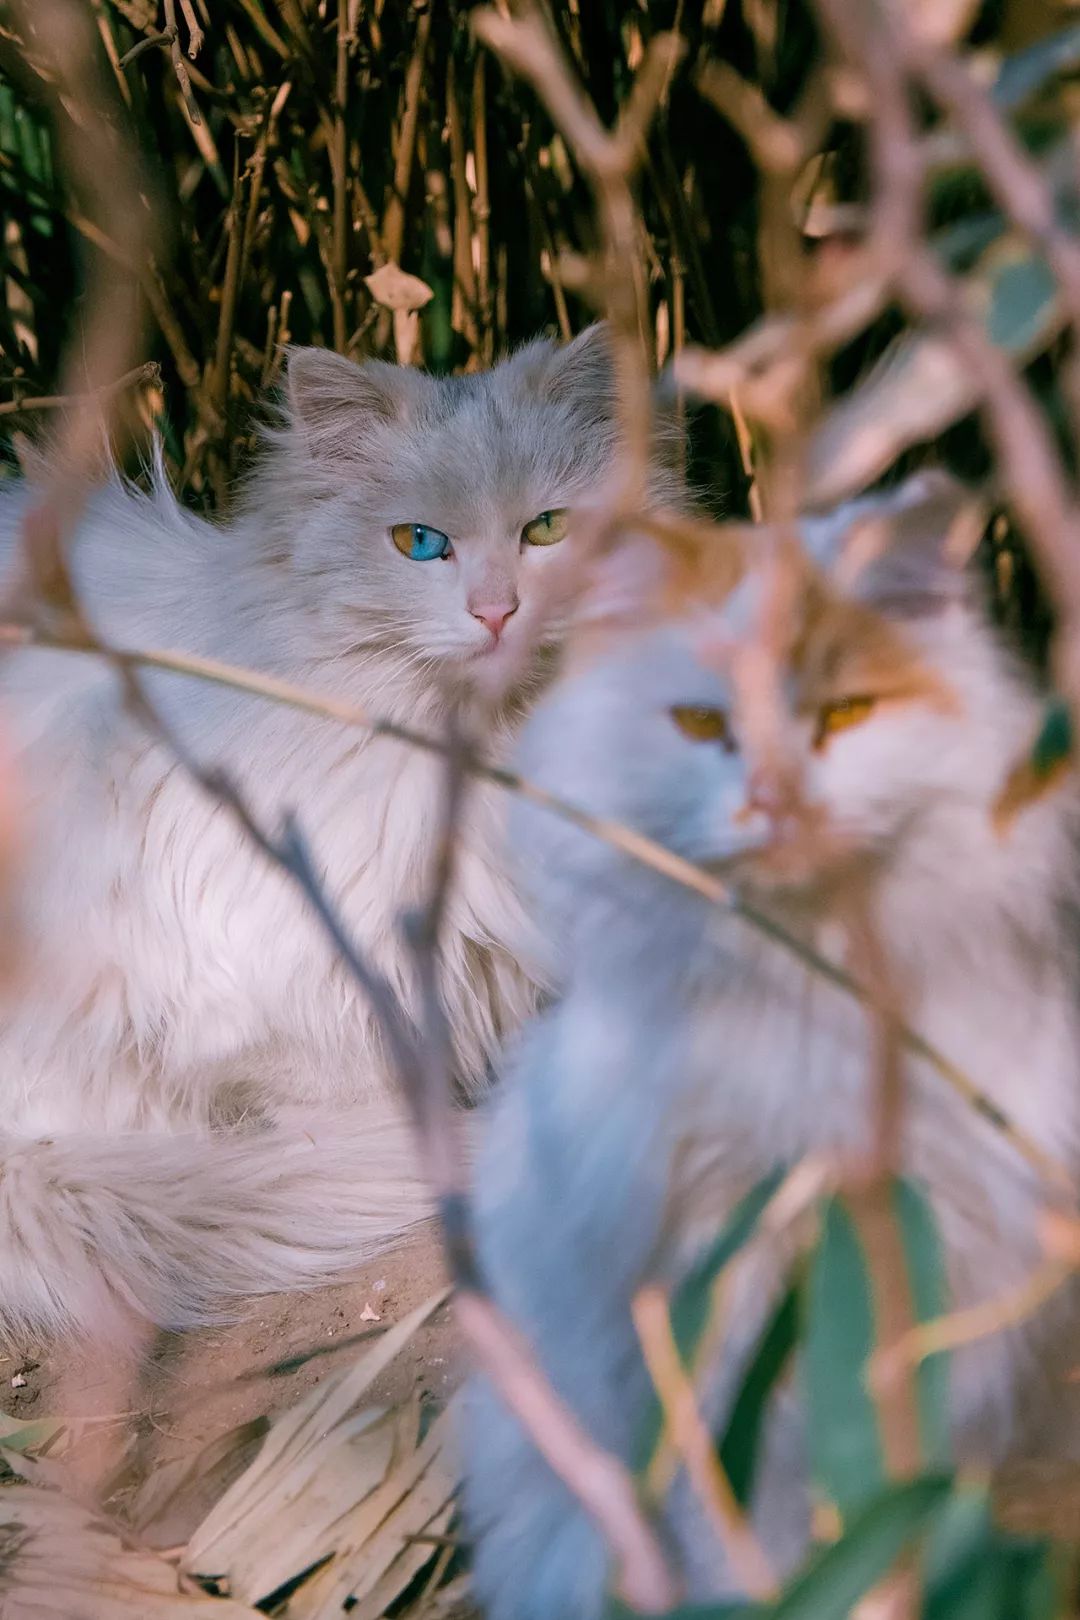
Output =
[{"x1": 569, "y1": 508, "x2": 960, "y2": 723}]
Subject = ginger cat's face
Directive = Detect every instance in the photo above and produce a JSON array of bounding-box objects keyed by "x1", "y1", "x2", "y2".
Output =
[{"x1": 514, "y1": 474, "x2": 1020, "y2": 907}]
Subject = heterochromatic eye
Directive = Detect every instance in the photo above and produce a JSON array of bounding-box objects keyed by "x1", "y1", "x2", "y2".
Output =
[
  {"x1": 815, "y1": 695, "x2": 877, "y2": 745},
  {"x1": 670, "y1": 705, "x2": 734, "y2": 749},
  {"x1": 391, "y1": 522, "x2": 452, "y2": 562},
  {"x1": 521, "y1": 508, "x2": 569, "y2": 547}
]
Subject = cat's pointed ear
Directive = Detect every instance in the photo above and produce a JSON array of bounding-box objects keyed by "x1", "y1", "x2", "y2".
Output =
[
  {"x1": 284, "y1": 347, "x2": 426, "y2": 462},
  {"x1": 540, "y1": 323, "x2": 615, "y2": 412},
  {"x1": 571, "y1": 519, "x2": 747, "y2": 638},
  {"x1": 573, "y1": 532, "x2": 671, "y2": 634},
  {"x1": 803, "y1": 471, "x2": 987, "y2": 616}
]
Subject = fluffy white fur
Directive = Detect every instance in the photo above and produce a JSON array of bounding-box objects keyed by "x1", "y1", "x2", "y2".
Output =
[
  {"x1": 0, "y1": 327, "x2": 643, "y2": 1340},
  {"x1": 464, "y1": 475, "x2": 1080, "y2": 1619}
]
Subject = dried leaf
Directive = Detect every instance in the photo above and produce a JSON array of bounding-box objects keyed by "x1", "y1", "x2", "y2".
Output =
[
  {"x1": 0, "y1": 1486, "x2": 259, "y2": 1617},
  {"x1": 363, "y1": 263, "x2": 435, "y2": 313},
  {"x1": 125, "y1": 1418, "x2": 270, "y2": 1541},
  {"x1": 183, "y1": 1289, "x2": 450, "y2": 1605}
]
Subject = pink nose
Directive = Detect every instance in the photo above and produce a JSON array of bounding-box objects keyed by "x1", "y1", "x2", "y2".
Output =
[{"x1": 469, "y1": 599, "x2": 519, "y2": 639}]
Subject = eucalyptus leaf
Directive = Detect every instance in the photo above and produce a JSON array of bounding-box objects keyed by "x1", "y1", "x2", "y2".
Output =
[
  {"x1": 634, "y1": 1170, "x2": 784, "y2": 1473},
  {"x1": 718, "y1": 1286, "x2": 799, "y2": 1507},
  {"x1": 805, "y1": 1181, "x2": 949, "y2": 1518},
  {"x1": 804, "y1": 1195, "x2": 883, "y2": 1516},
  {"x1": 994, "y1": 22, "x2": 1080, "y2": 113},
  {"x1": 993, "y1": 698, "x2": 1073, "y2": 829},
  {"x1": 806, "y1": 236, "x2": 1062, "y2": 507},
  {"x1": 0, "y1": 1409, "x2": 65, "y2": 1455},
  {"x1": 671, "y1": 1171, "x2": 786, "y2": 1360},
  {"x1": 924, "y1": 1484, "x2": 1064, "y2": 1620},
  {"x1": 894, "y1": 1179, "x2": 950, "y2": 1472},
  {"x1": 770, "y1": 1475, "x2": 953, "y2": 1619}
]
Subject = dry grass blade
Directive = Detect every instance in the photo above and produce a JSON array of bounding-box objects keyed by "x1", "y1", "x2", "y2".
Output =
[
  {"x1": 183, "y1": 1288, "x2": 450, "y2": 1605},
  {"x1": 0, "y1": 1486, "x2": 260, "y2": 1617},
  {"x1": 287, "y1": 1399, "x2": 460, "y2": 1619},
  {"x1": 122, "y1": 1419, "x2": 271, "y2": 1543},
  {"x1": 631, "y1": 1284, "x2": 778, "y2": 1601}
]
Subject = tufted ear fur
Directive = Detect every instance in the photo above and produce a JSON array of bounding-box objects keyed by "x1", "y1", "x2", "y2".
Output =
[
  {"x1": 801, "y1": 470, "x2": 988, "y2": 618},
  {"x1": 284, "y1": 346, "x2": 431, "y2": 464},
  {"x1": 539, "y1": 322, "x2": 615, "y2": 413}
]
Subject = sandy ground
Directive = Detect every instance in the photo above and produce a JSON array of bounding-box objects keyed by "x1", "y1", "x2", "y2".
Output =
[
  {"x1": 3, "y1": 1224, "x2": 1080, "y2": 1583},
  {"x1": 1, "y1": 1226, "x2": 458, "y2": 1547}
]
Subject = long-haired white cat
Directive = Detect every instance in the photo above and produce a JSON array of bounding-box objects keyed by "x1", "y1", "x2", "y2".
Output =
[
  {"x1": 463, "y1": 473, "x2": 1080, "y2": 1618},
  {"x1": 0, "y1": 324, "x2": 662, "y2": 1342}
]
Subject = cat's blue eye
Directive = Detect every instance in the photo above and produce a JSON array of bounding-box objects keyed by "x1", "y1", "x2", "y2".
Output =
[{"x1": 391, "y1": 522, "x2": 453, "y2": 562}]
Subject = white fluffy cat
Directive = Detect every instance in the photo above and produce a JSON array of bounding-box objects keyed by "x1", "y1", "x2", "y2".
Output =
[
  {"x1": 464, "y1": 473, "x2": 1080, "y2": 1618},
  {"x1": 0, "y1": 325, "x2": 649, "y2": 1341}
]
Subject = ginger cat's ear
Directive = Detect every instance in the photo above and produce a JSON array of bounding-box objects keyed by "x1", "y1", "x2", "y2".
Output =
[
  {"x1": 801, "y1": 471, "x2": 988, "y2": 616},
  {"x1": 572, "y1": 531, "x2": 673, "y2": 635},
  {"x1": 568, "y1": 517, "x2": 750, "y2": 659}
]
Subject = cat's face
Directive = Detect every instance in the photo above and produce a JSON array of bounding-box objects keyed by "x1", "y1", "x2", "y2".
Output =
[
  {"x1": 516, "y1": 476, "x2": 1022, "y2": 908},
  {"x1": 271, "y1": 327, "x2": 631, "y2": 686}
]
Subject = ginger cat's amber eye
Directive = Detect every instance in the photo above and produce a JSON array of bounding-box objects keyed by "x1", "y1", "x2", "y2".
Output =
[
  {"x1": 670, "y1": 705, "x2": 734, "y2": 749},
  {"x1": 521, "y1": 508, "x2": 569, "y2": 547},
  {"x1": 815, "y1": 695, "x2": 877, "y2": 746}
]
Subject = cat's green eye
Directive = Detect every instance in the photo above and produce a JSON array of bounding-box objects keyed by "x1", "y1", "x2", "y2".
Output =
[
  {"x1": 815, "y1": 695, "x2": 877, "y2": 745},
  {"x1": 521, "y1": 508, "x2": 569, "y2": 547},
  {"x1": 391, "y1": 522, "x2": 453, "y2": 562},
  {"x1": 671, "y1": 705, "x2": 734, "y2": 749}
]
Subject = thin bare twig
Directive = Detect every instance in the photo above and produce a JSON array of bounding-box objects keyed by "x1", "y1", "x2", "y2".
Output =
[
  {"x1": 632, "y1": 1284, "x2": 778, "y2": 1601},
  {"x1": 0, "y1": 363, "x2": 160, "y2": 419},
  {"x1": 473, "y1": 7, "x2": 683, "y2": 515},
  {"x1": 136, "y1": 678, "x2": 678, "y2": 1614},
  {"x1": 0, "y1": 613, "x2": 1064, "y2": 1195},
  {"x1": 870, "y1": 1257, "x2": 1075, "y2": 1385},
  {"x1": 163, "y1": 0, "x2": 202, "y2": 124}
]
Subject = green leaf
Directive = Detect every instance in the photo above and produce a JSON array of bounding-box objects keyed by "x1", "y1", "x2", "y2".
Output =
[
  {"x1": 770, "y1": 1475, "x2": 953, "y2": 1619},
  {"x1": 994, "y1": 697, "x2": 1073, "y2": 829},
  {"x1": 805, "y1": 1181, "x2": 950, "y2": 1519},
  {"x1": 804, "y1": 1196, "x2": 883, "y2": 1516},
  {"x1": 0, "y1": 1409, "x2": 65, "y2": 1455},
  {"x1": 718, "y1": 1286, "x2": 799, "y2": 1507},
  {"x1": 994, "y1": 23, "x2": 1080, "y2": 114},
  {"x1": 985, "y1": 253, "x2": 1058, "y2": 351},
  {"x1": 633, "y1": 1171, "x2": 784, "y2": 1474},
  {"x1": 924, "y1": 1484, "x2": 1065, "y2": 1620},
  {"x1": 894, "y1": 1180, "x2": 950, "y2": 1471},
  {"x1": 923, "y1": 1485, "x2": 999, "y2": 1619},
  {"x1": 671, "y1": 1172, "x2": 786, "y2": 1359},
  {"x1": 806, "y1": 235, "x2": 1062, "y2": 507}
]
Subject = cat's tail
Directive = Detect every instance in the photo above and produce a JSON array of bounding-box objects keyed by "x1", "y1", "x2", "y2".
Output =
[{"x1": 0, "y1": 1104, "x2": 455, "y2": 1340}]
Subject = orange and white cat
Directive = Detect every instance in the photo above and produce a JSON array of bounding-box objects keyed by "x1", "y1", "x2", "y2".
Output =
[{"x1": 464, "y1": 473, "x2": 1080, "y2": 1617}]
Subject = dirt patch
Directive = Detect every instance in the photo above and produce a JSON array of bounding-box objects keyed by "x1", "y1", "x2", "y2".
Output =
[{"x1": 2, "y1": 1225, "x2": 459, "y2": 1545}]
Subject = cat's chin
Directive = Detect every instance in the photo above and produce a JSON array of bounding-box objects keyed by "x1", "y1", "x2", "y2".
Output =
[{"x1": 456, "y1": 633, "x2": 557, "y2": 705}]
